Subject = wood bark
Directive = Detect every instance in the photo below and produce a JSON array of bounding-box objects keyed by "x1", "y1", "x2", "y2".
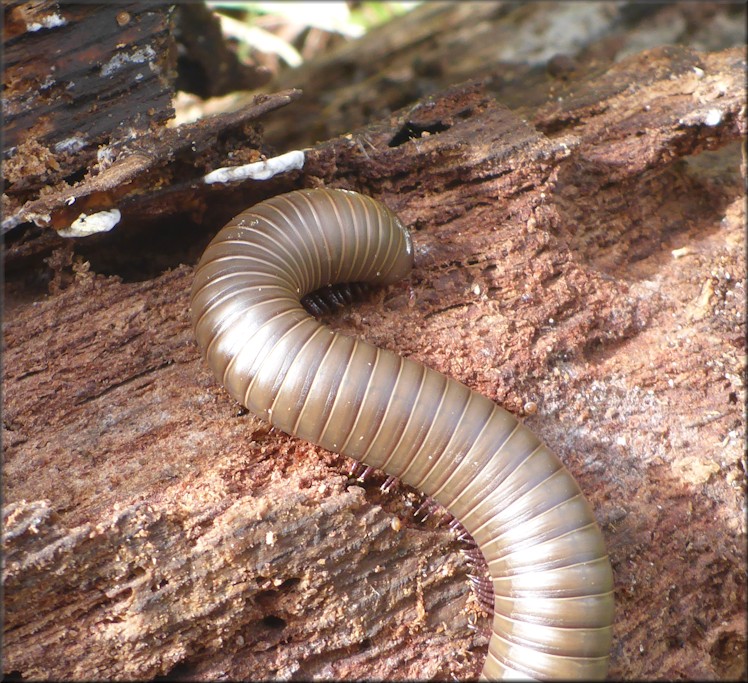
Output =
[{"x1": 3, "y1": 2, "x2": 746, "y2": 681}]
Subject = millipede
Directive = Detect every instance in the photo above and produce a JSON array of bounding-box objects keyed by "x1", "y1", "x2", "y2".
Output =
[{"x1": 190, "y1": 188, "x2": 614, "y2": 680}]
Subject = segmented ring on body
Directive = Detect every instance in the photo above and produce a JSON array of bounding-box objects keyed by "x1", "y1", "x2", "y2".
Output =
[{"x1": 190, "y1": 188, "x2": 614, "y2": 680}]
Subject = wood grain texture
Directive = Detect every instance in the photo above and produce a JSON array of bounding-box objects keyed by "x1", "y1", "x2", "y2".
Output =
[{"x1": 3, "y1": 42, "x2": 745, "y2": 681}]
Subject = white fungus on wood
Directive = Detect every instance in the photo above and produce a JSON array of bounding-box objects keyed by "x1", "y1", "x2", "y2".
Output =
[
  {"x1": 57, "y1": 209, "x2": 122, "y2": 238},
  {"x1": 203, "y1": 150, "x2": 305, "y2": 185}
]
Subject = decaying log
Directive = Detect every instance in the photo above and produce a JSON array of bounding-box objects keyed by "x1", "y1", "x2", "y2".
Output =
[
  {"x1": 2, "y1": 1, "x2": 279, "y2": 237},
  {"x1": 3, "y1": 5, "x2": 746, "y2": 682},
  {"x1": 253, "y1": 1, "x2": 747, "y2": 149},
  {"x1": 173, "y1": 3, "x2": 270, "y2": 98},
  {"x1": 3, "y1": 2, "x2": 177, "y2": 223}
]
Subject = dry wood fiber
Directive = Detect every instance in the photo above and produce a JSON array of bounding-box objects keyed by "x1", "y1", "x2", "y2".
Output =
[{"x1": 190, "y1": 188, "x2": 614, "y2": 680}]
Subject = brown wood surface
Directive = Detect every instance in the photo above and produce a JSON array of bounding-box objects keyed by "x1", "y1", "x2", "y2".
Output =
[
  {"x1": 3, "y1": 2, "x2": 176, "y2": 219},
  {"x1": 3, "y1": 3, "x2": 746, "y2": 681}
]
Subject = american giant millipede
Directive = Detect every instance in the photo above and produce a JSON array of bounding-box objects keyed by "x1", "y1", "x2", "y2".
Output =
[{"x1": 190, "y1": 188, "x2": 614, "y2": 680}]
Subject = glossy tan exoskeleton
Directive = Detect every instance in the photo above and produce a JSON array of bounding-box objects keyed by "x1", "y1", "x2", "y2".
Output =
[{"x1": 191, "y1": 188, "x2": 614, "y2": 680}]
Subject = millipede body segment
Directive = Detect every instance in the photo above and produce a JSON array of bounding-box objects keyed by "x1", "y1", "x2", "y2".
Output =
[{"x1": 190, "y1": 188, "x2": 614, "y2": 680}]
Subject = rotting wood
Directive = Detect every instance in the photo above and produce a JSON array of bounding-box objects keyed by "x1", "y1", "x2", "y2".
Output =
[
  {"x1": 3, "y1": 12, "x2": 747, "y2": 683},
  {"x1": 2, "y1": 1, "x2": 277, "y2": 236},
  {"x1": 3, "y1": 88, "x2": 301, "y2": 235},
  {"x1": 173, "y1": 2, "x2": 270, "y2": 98},
  {"x1": 249, "y1": 1, "x2": 746, "y2": 151},
  {"x1": 3, "y1": 2, "x2": 177, "y2": 206}
]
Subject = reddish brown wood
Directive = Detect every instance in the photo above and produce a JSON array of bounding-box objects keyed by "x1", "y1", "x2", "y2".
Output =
[{"x1": 2, "y1": 4, "x2": 746, "y2": 680}]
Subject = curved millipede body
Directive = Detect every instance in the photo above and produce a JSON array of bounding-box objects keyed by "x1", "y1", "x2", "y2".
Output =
[{"x1": 190, "y1": 188, "x2": 614, "y2": 680}]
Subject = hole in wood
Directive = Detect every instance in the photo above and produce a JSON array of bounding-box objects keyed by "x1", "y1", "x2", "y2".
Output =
[
  {"x1": 261, "y1": 614, "x2": 286, "y2": 629},
  {"x1": 388, "y1": 121, "x2": 451, "y2": 147}
]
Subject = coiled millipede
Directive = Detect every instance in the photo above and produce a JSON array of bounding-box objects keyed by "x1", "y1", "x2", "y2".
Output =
[{"x1": 190, "y1": 188, "x2": 614, "y2": 680}]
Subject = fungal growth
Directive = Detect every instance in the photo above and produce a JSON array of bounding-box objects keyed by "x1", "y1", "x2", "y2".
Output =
[{"x1": 190, "y1": 188, "x2": 614, "y2": 680}]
